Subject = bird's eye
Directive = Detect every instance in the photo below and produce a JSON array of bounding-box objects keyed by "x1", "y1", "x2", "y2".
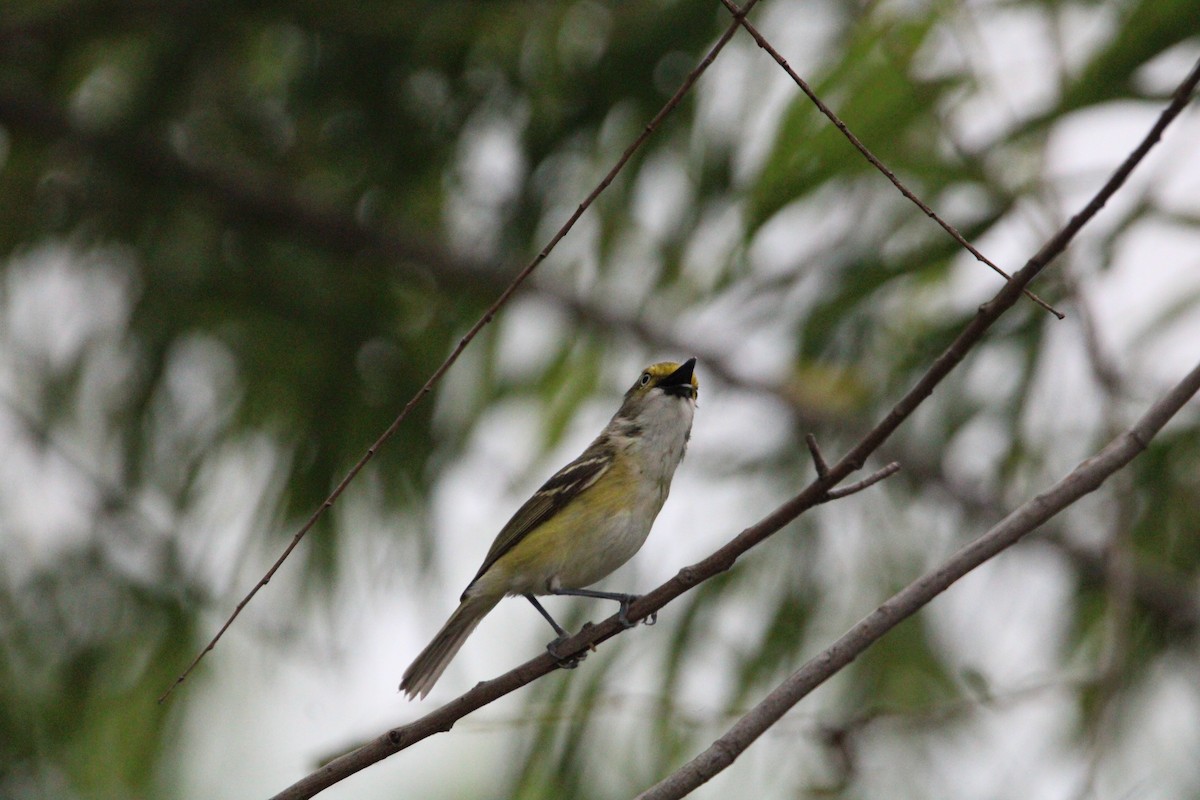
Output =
[{"x1": 640, "y1": 372, "x2": 651, "y2": 386}]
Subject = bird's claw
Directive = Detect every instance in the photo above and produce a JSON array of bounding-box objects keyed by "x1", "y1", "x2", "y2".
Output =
[
  {"x1": 617, "y1": 595, "x2": 656, "y2": 628},
  {"x1": 546, "y1": 635, "x2": 586, "y2": 670}
]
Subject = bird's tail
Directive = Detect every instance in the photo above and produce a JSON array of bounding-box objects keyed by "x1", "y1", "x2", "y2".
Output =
[{"x1": 400, "y1": 595, "x2": 499, "y2": 700}]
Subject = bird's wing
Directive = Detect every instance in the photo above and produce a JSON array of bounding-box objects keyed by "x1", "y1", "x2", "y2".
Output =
[{"x1": 462, "y1": 438, "x2": 613, "y2": 596}]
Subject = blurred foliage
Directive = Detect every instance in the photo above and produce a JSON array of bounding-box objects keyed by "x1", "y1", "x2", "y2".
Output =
[{"x1": 0, "y1": 0, "x2": 1199, "y2": 798}]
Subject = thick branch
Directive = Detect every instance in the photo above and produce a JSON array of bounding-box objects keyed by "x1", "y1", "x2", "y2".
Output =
[{"x1": 637, "y1": 356, "x2": 1200, "y2": 800}]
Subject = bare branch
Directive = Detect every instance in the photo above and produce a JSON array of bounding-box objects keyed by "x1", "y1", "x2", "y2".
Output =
[
  {"x1": 719, "y1": 0, "x2": 1064, "y2": 319},
  {"x1": 637, "y1": 356, "x2": 1200, "y2": 800},
  {"x1": 805, "y1": 433, "x2": 830, "y2": 479},
  {"x1": 824, "y1": 462, "x2": 900, "y2": 500}
]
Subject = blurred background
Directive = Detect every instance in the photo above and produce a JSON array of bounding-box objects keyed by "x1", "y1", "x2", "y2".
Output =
[{"x1": 1, "y1": 1, "x2": 1199, "y2": 798}]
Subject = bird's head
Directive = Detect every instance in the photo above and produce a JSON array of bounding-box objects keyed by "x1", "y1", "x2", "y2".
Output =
[{"x1": 617, "y1": 357, "x2": 698, "y2": 420}]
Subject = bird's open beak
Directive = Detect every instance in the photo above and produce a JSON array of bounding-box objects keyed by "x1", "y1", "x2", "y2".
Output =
[{"x1": 660, "y1": 358, "x2": 697, "y2": 397}]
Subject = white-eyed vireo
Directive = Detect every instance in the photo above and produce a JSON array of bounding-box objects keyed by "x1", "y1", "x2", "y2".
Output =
[{"x1": 401, "y1": 358, "x2": 699, "y2": 699}]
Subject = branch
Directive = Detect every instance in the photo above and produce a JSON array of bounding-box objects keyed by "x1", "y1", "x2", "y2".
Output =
[
  {"x1": 636, "y1": 355, "x2": 1200, "y2": 800},
  {"x1": 266, "y1": 47, "x2": 1200, "y2": 800},
  {"x1": 807, "y1": 434, "x2": 901, "y2": 498},
  {"x1": 720, "y1": 0, "x2": 1064, "y2": 319},
  {"x1": 805, "y1": 433, "x2": 830, "y2": 479},
  {"x1": 824, "y1": 462, "x2": 900, "y2": 500}
]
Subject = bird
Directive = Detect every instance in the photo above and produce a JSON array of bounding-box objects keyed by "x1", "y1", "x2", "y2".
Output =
[{"x1": 400, "y1": 358, "x2": 699, "y2": 699}]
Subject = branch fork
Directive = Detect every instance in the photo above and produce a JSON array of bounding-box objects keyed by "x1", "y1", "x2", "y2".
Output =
[{"x1": 806, "y1": 433, "x2": 901, "y2": 501}]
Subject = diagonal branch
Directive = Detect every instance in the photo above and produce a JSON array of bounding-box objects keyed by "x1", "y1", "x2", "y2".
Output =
[
  {"x1": 823, "y1": 462, "x2": 900, "y2": 500},
  {"x1": 805, "y1": 433, "x2": 831, "y2": 479},
  {"x1": 265, "y1": 44, "x2": 1200, "y2": 800},
  {"x1": 720, "y1": 0, "x2": 1064, "y2": 319},
  {"x1": 637, "y1": 355, "x2": 1200, "y2": 800}
]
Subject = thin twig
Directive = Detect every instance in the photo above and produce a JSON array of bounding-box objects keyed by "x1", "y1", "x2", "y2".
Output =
[
  {"x1": 805, "y1": 433, "x2": 830, "y2": 478},
  {"x1": 825, "y1": 462, "x2": 900, "y2": 500},
  {"x1": 719, "y1": 0, "x2": 1064, "y2": 320},
  {"x1": 265, "y1": 53, "x2": 1198, "y2": 800},
  {"x1": 637, "y1": 355, "x2": 1200, "y2": 800},
  {"x1": 157, "y1": 0, "x2": 764, "y2": 704}
]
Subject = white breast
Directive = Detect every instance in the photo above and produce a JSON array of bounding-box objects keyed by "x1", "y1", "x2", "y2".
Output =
[{"x1": 554, "y1": 392, "x2": 695, "y2": 589}]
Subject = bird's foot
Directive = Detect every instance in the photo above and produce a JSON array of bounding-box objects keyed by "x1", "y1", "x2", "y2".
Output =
[
  {"x1": 617, "y1": 595, "x2": 657, "y2": 628},
  {"x1": 546, "y1": 635, "x2": 587, "y2": 670}
]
